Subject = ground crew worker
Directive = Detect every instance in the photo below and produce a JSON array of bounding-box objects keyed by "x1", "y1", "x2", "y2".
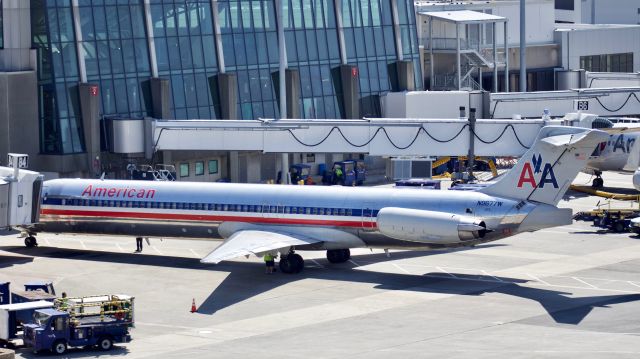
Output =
[
  {"x1": 264, "y1": 253, "x2": 275, "y2": 274},
  {"x1": 59, "y1": 292, "x2": 69, "y2": 311},
  {"x1": 135, "y1": 237, "x2": 143, "y2": 252},
  {"x1": 333, "y1": 165, "x2": 343, "y2": 185},
  {"x1": 290, "y1": 168, "x2": 299, "y2": 184}
]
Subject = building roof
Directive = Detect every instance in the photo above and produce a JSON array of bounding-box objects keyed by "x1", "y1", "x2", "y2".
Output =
[
  {"x1": 419, "y1": 10, "x2": 507, "y2": 24},
  {"x1": 555, "y1": 23, "x2": 640, "y2": 32}
]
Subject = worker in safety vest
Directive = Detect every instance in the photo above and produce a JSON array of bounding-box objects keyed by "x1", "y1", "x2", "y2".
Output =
[
  {"x1": 333, "y1": 165, "x2": 343, "y2": 185},
  {"x1": 264, "y1": 253, "x2": 275, "y2": 274},
  {"x1": 59, "y1": 292, "x2": 69, "y2": 310}
]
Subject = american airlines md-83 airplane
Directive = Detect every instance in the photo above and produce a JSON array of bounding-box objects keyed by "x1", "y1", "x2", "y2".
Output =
[{"x1": 25, "y1": 126, "x2": 607, "y2": 273}]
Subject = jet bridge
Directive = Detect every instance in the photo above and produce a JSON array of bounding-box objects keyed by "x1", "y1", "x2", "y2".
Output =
[
  {"x1": 150, "y1": 117, "x2": 551, "y2": 158},
  {"x1": 0, "y1": 154, "x2": 43, "y2": 229}
]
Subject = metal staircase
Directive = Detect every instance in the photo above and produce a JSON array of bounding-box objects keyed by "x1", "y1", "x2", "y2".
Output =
[
  {"x1": 463, "y1": 50, "x2": 495, "y2": 69},
  {"x1": 431, "y1": 48, "x2": 506, "y2": 91}
]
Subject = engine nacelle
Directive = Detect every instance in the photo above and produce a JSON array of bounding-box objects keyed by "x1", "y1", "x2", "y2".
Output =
[{"x1": 376, "y1": 207, "x2": 487, "y2": 244}]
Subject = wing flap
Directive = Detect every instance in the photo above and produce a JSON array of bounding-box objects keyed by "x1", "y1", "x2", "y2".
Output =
[{"x1": 200, "y1": 230, "x2": 322, "y2": 264}]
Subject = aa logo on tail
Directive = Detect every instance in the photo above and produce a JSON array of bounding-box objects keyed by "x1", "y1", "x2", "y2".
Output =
[{"x1": 517, "y1": 154, "x2": 558, "y2": 189}]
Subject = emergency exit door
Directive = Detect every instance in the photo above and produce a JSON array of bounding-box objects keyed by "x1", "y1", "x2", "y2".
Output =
[{"x1": 361, "y1": 204, "x2": 375, "y2": 230}]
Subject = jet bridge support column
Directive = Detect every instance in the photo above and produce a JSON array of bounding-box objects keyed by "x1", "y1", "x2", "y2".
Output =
[
  {"x1": 285, "y1": 69, "x2": 301, "y2": 119},
  {"x1": 150, "y1": 77, "x2": 171, "y2": 119},
  {"x1": 213, "y1": 73, "x2": 238, "y2": 120},
  {"x1": 78, "y1": 83, "x2": 101, "y2": 176},
  {"x1": 397, "y1": 61, "x2": 415, "y2": 92},
  {"x1": 467, "y1": 108, "x2": 477, "y2": 180},
  {"x1": 340, "y1": 65, "x2": 360, "y2": 119}
]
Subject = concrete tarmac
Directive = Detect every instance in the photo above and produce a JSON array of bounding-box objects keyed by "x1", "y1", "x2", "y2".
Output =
[{"x1": 1, "y1": 171, "x2": 639, "y2": 358}]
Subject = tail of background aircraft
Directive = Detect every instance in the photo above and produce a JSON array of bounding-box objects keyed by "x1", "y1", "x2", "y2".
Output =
[{"x1": 480, "y1": 126, "x2": 609, "y2": 206}]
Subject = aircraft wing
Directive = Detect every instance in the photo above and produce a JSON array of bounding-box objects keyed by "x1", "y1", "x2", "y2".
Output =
[{"x1": 200, "y1": 230, "x2": 322, "y2": 264}]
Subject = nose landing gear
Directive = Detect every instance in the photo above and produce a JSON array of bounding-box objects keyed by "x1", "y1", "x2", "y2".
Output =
[{"x1": 24, "y1": 235, "x2": 38, "y2": 248}]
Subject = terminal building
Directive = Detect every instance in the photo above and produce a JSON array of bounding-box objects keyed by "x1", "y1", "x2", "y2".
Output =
[
  {"x1": 0, "y1": 0, "x2": 422, "y2": 179},
  {"x1": 555, "y1": 0, "x2": 640, "y2": 25},
  {"x1": 0, "y1": 0, "x2": 638, "y2": 182},
  {"x1": 415, "y1": 0, "x2": 640, "y2": 92}
]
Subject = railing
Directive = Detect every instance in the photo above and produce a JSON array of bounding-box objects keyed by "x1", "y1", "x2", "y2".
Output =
[
  {"x1": 461, "y1": 76, "x2": 482, "y2": 91},
  {"x1": 432, "y1": 73, "x2": 482, "y2": 91},
  {"x1": 432, "y1": 74, "x2": 457, "y2": 90},
  {"x1": 479, "y1": 48, "x2": 506, "y2": 64},
  {"x1": 421, "y1": 37, "x2": 506, "y2": 64},
  {"x1": 421, "y1": 37, "x2": 478, "y2": 50}
]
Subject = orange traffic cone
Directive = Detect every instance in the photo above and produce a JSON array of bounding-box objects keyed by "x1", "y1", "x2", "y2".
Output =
[{"x1": 190, "y1": 298, "x2": 197, "y2": 313}]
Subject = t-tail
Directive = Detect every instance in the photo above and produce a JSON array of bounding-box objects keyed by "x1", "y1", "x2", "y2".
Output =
[{"x1": 480, "y1": 126, "x2": 609, "y2": 206}]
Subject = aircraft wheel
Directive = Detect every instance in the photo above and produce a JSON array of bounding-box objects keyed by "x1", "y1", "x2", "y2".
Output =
[
  {"x1": 326, "y1": 249, "x2": 339, "y2": 263},
  {"x1": 279, "y1": 257, "x2": 292, "y2": 273},
  {"x1": 279, "y1": 254, "x2": 304, "y2": 274},
  {"x1": 24, "y1": 236, "x2": 38, "y2": 248},
  {"x1": 289, "y1": 253, "x2": 304, "y2": 273},
  {"x1": 340, "y1": 249, "x2": 351, "y2": 262},
  {"x1": 327, "y1": 249, "x2": 350, "y2": 263},
  {"x1": 592, "y1": 177, "x2": 604, "y2": 188}
]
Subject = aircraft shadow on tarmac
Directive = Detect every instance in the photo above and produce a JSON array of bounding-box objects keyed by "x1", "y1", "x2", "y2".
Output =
[
  {"x1": 197, "y1": 266, "x2": 640, "y2": 326},
  {"x1": 2, "y1": 244, "x2": 639, "y2": 327},
  {"x1": 0, "y1": 255, "x2": 34, "y2": 268},
  {"x1": 569, "y1": 229, "x2": 640, "y2": 237}
]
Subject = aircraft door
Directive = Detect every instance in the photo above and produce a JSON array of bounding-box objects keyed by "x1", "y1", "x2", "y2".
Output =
[
  {"x1": 361, "y1": 203, "x2": 376, "y2": 230},
  {"x1": 261, "y1": 202, "x2": 271, "y2": 218}
]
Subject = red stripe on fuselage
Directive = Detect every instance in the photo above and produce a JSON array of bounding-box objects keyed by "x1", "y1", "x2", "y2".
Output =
[{"x1": 40, "y1": 208, "x2": 374, "y2": 228}]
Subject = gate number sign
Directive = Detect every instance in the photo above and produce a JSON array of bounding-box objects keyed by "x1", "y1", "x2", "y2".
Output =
[{"x1": 576, "y1": 100, "x2": 589, "y2": 111}]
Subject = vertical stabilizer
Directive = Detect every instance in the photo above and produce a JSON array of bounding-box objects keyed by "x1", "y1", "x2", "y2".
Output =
[{"x1": 480, "y1": 126, "x2": 608, "y2": 205}]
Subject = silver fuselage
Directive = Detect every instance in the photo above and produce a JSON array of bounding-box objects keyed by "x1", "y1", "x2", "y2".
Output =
[
  {"x1": 586, "y1": 132, "x2": 639, "y2": 172},
  {"x1": 36, "y1": 179, "x2": 562, "y2": 250}
]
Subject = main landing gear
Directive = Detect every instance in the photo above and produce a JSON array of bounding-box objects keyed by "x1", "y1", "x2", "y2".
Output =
[
  {"x1": 278, "y1": 248, "x2": 352, "y2": 274},
  {"x1": 326, "y1": 249, "x2": 350, "y2": 263},
  {"x1": 592, "y1": 171, "x2": 604, "y2": 188},
  {"x1": 24, "y1": 235, "x2": 38, "y2": 248},
  {"x1": 279, "y1": 250, "x2": 304, "y2": 274}
]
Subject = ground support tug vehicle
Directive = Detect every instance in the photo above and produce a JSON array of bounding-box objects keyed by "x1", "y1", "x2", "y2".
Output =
[
  {"x1": 0, "y1": 281, "x2": 56, "y2": 347},
  {"x1": 23, "y1": 294, "x2": 134, "y2": 355},
  {"x1": 573, "y1": 208, "x2": 640, "y2": 233}
]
